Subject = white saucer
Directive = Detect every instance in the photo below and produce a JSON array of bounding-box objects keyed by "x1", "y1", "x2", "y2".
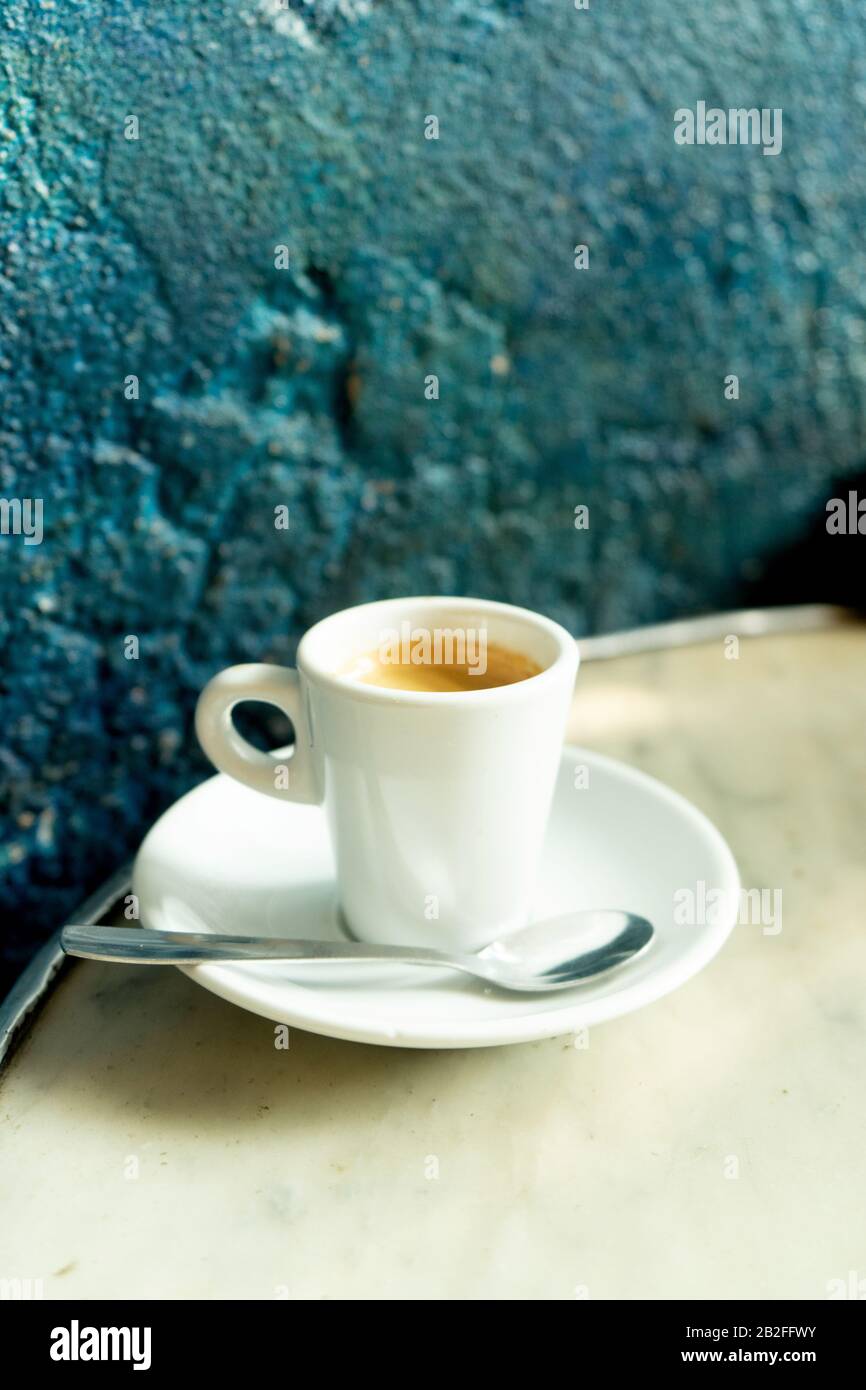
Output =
[{"x1": 132, "y1": 748, "x2": 740, "y2": 1049}]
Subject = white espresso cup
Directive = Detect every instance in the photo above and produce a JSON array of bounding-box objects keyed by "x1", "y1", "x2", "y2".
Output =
[{"x1": 195, "y1": 596, "x2": 578, "y2": 952}]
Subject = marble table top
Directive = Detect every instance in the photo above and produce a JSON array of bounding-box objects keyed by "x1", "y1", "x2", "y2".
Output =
[{"x1": 1, "y1": 627, "x2": 864, "y2": 1299}]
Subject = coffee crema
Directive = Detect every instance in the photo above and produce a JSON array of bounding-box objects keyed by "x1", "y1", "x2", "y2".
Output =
[{"x1": 338, "y1": 642, "x2": 543, "y2": 693}]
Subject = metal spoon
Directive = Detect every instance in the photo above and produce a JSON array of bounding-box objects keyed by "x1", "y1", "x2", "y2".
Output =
[{"x1": 61, "y1": 910, "x2": 653, "y2": 993}]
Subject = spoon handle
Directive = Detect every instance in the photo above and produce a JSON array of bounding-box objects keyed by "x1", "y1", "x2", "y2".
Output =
[{"x1": 61, "y1": 925, "x2": 459, "y2": 969}]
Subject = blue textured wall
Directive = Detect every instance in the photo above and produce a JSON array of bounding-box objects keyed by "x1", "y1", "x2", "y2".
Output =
[{"x1": 1, "y1": 0, "x2": 865, "y2": 982}]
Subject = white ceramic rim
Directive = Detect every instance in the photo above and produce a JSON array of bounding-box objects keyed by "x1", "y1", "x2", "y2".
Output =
[{"x1": 296, "y1": 595, "x2": 579, "y2": 708}]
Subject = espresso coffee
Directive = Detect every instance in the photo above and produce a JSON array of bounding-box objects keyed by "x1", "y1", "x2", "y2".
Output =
[{"x1": 339, "y1": 640, "x2": 542, "y2": 693}]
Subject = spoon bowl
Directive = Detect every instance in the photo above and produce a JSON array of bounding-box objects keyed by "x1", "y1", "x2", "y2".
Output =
[{"x1": 477, "y1": 910, "x2": 654, "y2": 988}]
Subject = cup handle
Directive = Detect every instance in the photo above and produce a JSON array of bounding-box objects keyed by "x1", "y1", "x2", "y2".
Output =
[{"x1": 195, "y1": 663, "x2": 321, "y2": 804}]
